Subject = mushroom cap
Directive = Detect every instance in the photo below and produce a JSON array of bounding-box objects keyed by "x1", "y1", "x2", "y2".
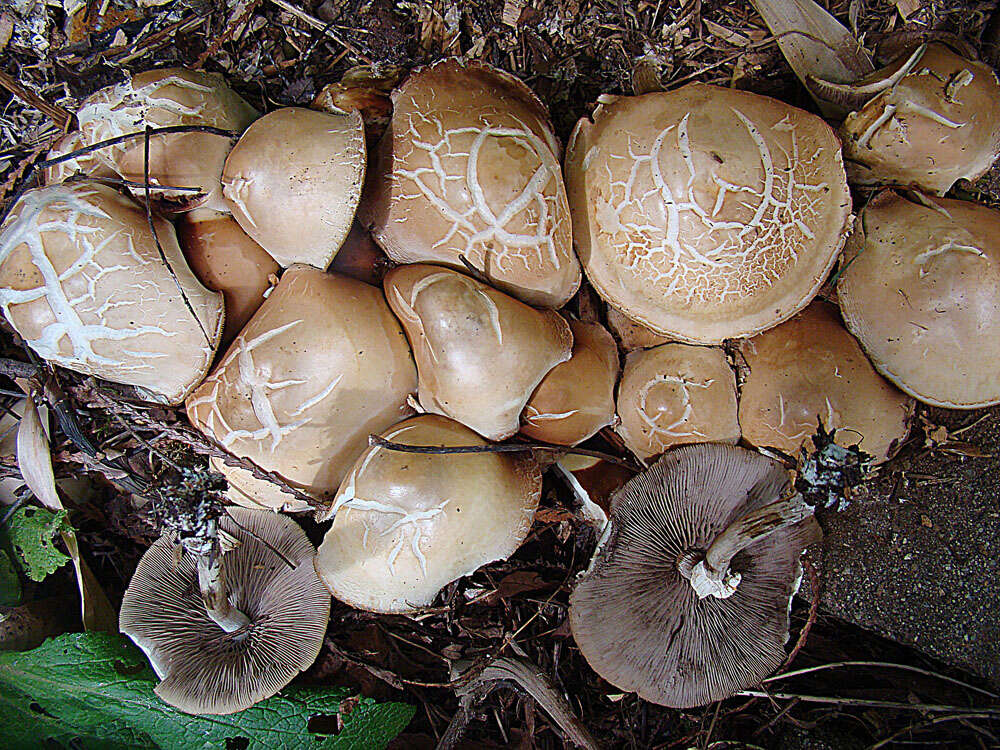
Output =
[
  {"x1": 120, "y1": 506, "x2": 331, "y2": 715},
  {"x1": 565, "y1": 84, "x2": 852, "y2": 343},
  {"x1": 222, "y1": 107, "x2": 365, "y2": 270},
  {"x1": 520, "y1": 319, "x2": 620, "y2": 446},
  {"x1": 738, "y1": 301, "x2": 913, "y2": 462},
  {"x1": 0, "y1": 181, "x2": 223, "y2": 404},
  {"x1": 569, "y1": 443, "x2": 820, "y2": 708},
  {"x1": 616, "y1": 343, "x2": 739, "y2": 461},
  {"x1": 363, "y1": 58, "x2": 580, "y2": 308},
  {"x1": 384, "y1": 264, "x2": 573, "y2": 441},
  {"x1": 840, "y1": 43, "x2": 1000, "y2": 196},
  {"x1": 837, "y1": 191, "x2": 1000, "y2": 408},
  {"x1": 605, "y1": 305, "x2": 673, "y2": 351},
  {"x1": 315, "y1": 414, "x2": 541, "y2": 613},
  {"x1": 177, "y1": 208, "x2": 279, "y2": 346},
  {"x1": 76, "y1": 67, "x2": 259, "y2": 212},
  {"x1": 41, "y1": 130, "x2": 117, "y2": 185},
  {"x1": 186, "y1": 266, "x2": 416, "y2": 511}
]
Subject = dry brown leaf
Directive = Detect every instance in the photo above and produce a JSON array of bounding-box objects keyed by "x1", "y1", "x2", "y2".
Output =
[{"x1": 15, "y1": 394, "x2": 60, "y2": 512}]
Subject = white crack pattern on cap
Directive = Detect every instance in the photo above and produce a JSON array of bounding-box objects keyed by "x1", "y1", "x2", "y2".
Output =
[{"x1": 636, "y1": 373, "x2": 715, "y2": 444}]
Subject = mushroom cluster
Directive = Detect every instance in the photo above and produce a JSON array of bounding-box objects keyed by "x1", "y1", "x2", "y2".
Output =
[{"x1": 5, "y1": 37, "x2": 999, "y2": 717}]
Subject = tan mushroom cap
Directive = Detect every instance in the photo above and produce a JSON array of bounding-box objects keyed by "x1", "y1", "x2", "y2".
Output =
[
  {"x1": 840, "y1": 43, "x2": 1000, "y2": 196},
  {"x1": 566, "y1": 84, "x2": 852, "y2": 343},
  {"x1": 363, "y1": 58, "x2": 580, "y2": 308},
  {"x1": 177, "y1": 208, "x2": 279, "y2": 346},
  {"x1": 76, "y1": 67, "x2": 259, "y2": 212},
  {"x1": 837, "y1": 191, "x2": 1000, "y2": 408},
  {"x1": 222, "y1": 107, "x2": 365, "y2": 269},
  {"x1": 0, "y1": 182, "x2": 223, "y2": 404},
  {"x1": 616, "y1": 343, "x2": 739, "y2": 461},
  {"x1": 384, "y1": 264, "x2": 573, "y2": 442},
  {"x1": 605, "y1": 305, "x2": 672, "y2": 351},
  {"x1": 315, "y1": 414, "x2": 541, "y2": 614},
  {"x1": 520, "y1": 319, "x2": 619, "y2": 446},
  {"x1": 186, "y1": 266, "x2": 416, "y2": 512},
  {"x1": 569, "y1": 443, "x2": 820, "y2": 708},
  {"x1": 41, "y1": 131, "x2": 117, "y2": 185},
  {"x1": 120, "y1": 507, "x2": 331, "y2": 715},
  {"x1": 738, "y1": 301, "x2": 913, "y2": 462}
]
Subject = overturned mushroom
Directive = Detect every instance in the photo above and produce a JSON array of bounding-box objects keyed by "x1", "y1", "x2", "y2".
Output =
[
  {"x1": 222, "y1": 107, "x2": 365, "y2": 270},
  {"x1": 837, "y1": 190, "x2": 1000, "y2": 408},
  {"x1": 520, "y1": 319, "x2": 619, "y2": 446},
  {"x1": 76, "y1": 67, "x2": 259, "y2": 212},
  {"x1": 565, "y1": 85, "x2": 852, "y2": 343},
  {"x1": 569, "y1": 443, "x2": 820, "y2": 708},
  {"x1": 176, "y1": 208, "x2": 279, "y2": 346},
  {"x1": 738, "y1": 301, "x2": 913, "y2": 462},
  {"x1": 616, "y1": 343, "x2": 739, "y2": 461},
  {"x1": 832, "y1": 43, "x2": 1000, "y2": 195},
  {"x1": 364, "y1": 58, "x2": 580, "y2": 308},
  {"x1": 186, "y1": 266, "x2": 415, "y2": 511},
  {"x1": 315, "y1": 414, "x2": 541, "y2": 613},
  {"x1": 0, "y1": 181, "x2": 223, "y2": 404},
  {"x1": 384, "y1": 264, "x2": 572, "y2": 441},
  {"x1": 120, "y1": 507, "x2": 330, "y2": 714}
]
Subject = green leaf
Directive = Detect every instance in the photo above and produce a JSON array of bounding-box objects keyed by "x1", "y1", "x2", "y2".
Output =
[
  {"x1": 0, "y1": 632, "x2": 415, "y2": 750},
  {"x1": 4, "y1": 505, "x2": 71, "y2": 582},
  {"x1": 0, "y1": 548, "x2": 21, "y2": 605}
]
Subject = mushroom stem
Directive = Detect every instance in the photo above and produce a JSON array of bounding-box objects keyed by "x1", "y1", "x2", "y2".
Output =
[
  {"x1": 196, "y1": 554, "x2": 250, "y2": 632},
  {"x1": 680, "y1": 492, "x2": 814, "y2": 600}
]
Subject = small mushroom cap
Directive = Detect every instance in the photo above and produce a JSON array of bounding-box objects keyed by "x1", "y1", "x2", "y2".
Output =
[
  {"x1": 738, "y1": 301, "x2": 913, "y2": 462},
  {"x1": 0, "y1": 182, "x2": 223, "y2": 404},
  {"x1": 837, "y1": 191, "x2": 1000, "y2": 408},
  {"x1": 569, "y1": 443, "x2": 820, "y2": 708},
  {"x1": 77, "y1": 67, "x2": 259, "y2": 212},
  {"x1": 565, "y1": 85, "x2": 852, "y2": 343},
  {"x1": 616, "y1": 343, "x2": 739, "y2": 461},
  {"x1": 315, "y1": 414, "x2": 541, "y2": 613},
  {"x1": 186, "y1": 266, "x2": 416, "y2": 511},
  {"x1": 520, "y1": 319, "x2": 620, "y2": 446},
  {"x1": 177, "y1": 208, "x2": 279, "y2": 346},
  {"x1": 120, "y1": 507, "x2": 331, "y2": 715},
  {"x1": 605, "y1": 305, "x2": 672, "y2": 351},
  {"x1": 222, "y1": 107, "x2": 366, "y2": 269},
  {"x1": 41, "y1": 131, "x2": 117, "y2": 185},
  {"x1": 363, "y1": 58, "x2": 580, "y2": 308},
  {"x1": 384, "y1": 264, "x2": 573, "y2": 441},
  {"x1": 840, "y1": 43, "x2": 1000, "y2": 195}
]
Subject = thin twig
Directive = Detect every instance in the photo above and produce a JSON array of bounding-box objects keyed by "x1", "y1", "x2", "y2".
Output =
[
  {"x1": 736, "y1": 690, "x2": 1000, "y2": 716},
  {"x1": 763, "y1": 661, "x2": 999, "y2": 699},
  {"x1": 196, "y1": 0, "x2": 266, "y2": 68},
  {"x1": 0, "y1": 69, "x2": 74, "y2": 130}
]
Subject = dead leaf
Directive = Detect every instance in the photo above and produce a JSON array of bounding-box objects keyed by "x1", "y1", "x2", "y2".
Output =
[
  {"x1": 496, "y1": 571, "x2": 549, "y2": 600},
  {"x1": 16, "y1": 394, "x2": 60, "y2": 512}
]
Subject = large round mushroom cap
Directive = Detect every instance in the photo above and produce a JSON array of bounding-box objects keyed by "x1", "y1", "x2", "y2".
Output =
[
  {"x1": 384, "y1": 264, "x2": 573, "y2": 441},
  {"x1": 837, "y1": 191, "x2": 1000, "y2": 408},
  {"x1": 739, "y1": 301, "x2": 913, "y2": 462},
  {"x1": 565, "y1": 84, "x2": 852, "y2": 343},
  {"x1": 616, "y1": 343, "x2": 739, "y2": 461},
  {"x1": 120, "y1": 507, "x2": 331, "y2": 715},
  {"x1": 840, "y1": 43, "x2": 1000, "y2": 196},
  {"x1": 569, "y1": 443, "x2": 819, "y2": 708},
  {"x1": 222, "y1": 107, "x2": 366, "y2": 269},
  {"x1": 186, "y1": 266, "x2": 416, "y2": 511},
  {"x1": 315, "y1": 414, "x2": 541, "y2": 613},
  {"x1": 0, "y1": 181, "x2": 223, "y2": 404},
  {"x1": 76, "y1": 67, "x2": 259, "y2": 212},
  {"x1": 520, "y1": 319, "x2": 619, "y2": 446},
  {"x1": 363, "y1": 58, "x2": 580, "y2": 308}
]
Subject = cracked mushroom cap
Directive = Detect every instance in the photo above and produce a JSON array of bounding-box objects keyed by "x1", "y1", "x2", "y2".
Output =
[
  {"x1": 616, "y1": 343, "x2": 739, "y2": 461},
  {"x1": 186, "y1": 265, "x2": 416, "y2": 512},
  {"x1": 363, "y1": 58, "x2": 580, "y2": 308},
  {"x1": 565, "y1": 84, "x2": 852, "y2": 343},
  {"x1": 177, "y1": 208, "x2": 279, "y2": 346},
  {"x1": 738, "y1": 301, "x2": 913, "y2": 462},
  {"x1": 839, "y1": 43, "x2": 1000, "y2": 195},
  {"x1": 41, "y1": 130, "x2": 117, "y2": 185},
  {"x1": 836, "y1": 190, "x2": 1000, "y2": 408},
  {"x1": 315, "y1": 414, "x2": 541, "y2": 613},
  {"x1": 0, "y1": 181, "x2": 223, "y2": 404},
  {"x1": 76, "y1": 67, "x2": 259, "y2": 212},
  {"x1": 384, "y1": 264, "x2": 573, "y2": 441},
  {"x1": 222, "y1": 107, "x2": 366, "y2": 270},
  {"x1": 520, "y1": 319, "x2": 620, "y2": 446},
  {"x1": 569, "y1": 443, "x2": 820, "y2": 708},
  {"x1": 120, "y1": 506, "x2": 331, "y2": 715}
]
